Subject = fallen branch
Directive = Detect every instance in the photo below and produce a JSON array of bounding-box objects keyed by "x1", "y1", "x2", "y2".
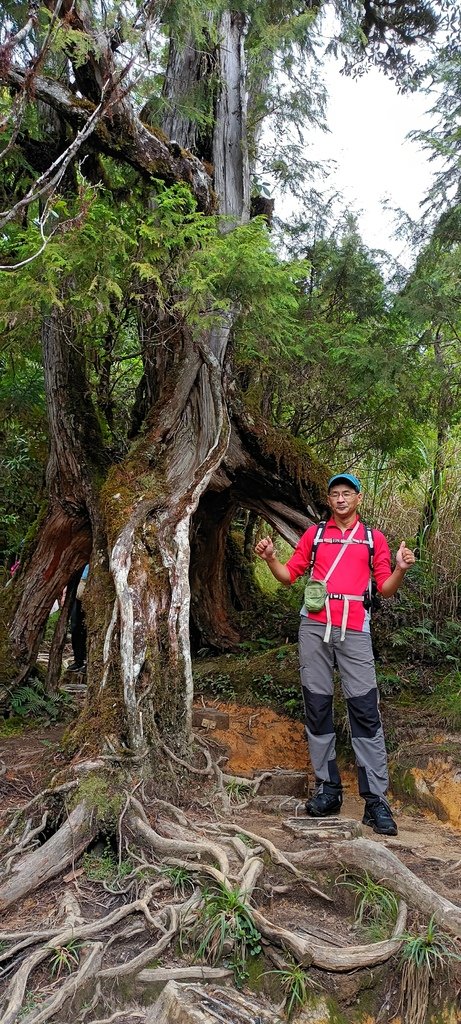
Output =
[{"x1": 137, "y1": 966, "x2": 233, "y2": 983}]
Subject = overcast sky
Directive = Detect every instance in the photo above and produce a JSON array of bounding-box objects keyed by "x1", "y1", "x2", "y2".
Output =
[{"x1": 305, "y1": 56, "x2": 436, "y2": 264}]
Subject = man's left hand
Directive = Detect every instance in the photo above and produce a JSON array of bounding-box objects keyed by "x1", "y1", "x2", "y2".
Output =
[{"x1": 396, "y1": 541, "x2": 416, "y2": 570}]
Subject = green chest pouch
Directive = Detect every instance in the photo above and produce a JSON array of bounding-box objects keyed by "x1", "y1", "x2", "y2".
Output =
[{"x1": 304, "y1": 578, "x2": 328, "y2": 612}]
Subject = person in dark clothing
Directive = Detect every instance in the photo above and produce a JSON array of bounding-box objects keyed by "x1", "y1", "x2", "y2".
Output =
[{"x1": 68, "y1": 564, "x2": 89, "y2": 671}]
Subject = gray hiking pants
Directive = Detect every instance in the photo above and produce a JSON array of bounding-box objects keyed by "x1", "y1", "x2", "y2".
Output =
[{"x1": 299, "y1": 617, "x2": 388, "y2": 801}]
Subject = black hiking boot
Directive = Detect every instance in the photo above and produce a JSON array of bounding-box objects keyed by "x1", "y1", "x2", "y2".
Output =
[
  {"x1": 362, "y1": 799, "x2": 398, "y2": 836},
  {"x1": 305, "y1": 783, "x2": 343, "y2": 817},
  {"x1": 67, "y1": 661, "x2": 86, "y2": 672}
]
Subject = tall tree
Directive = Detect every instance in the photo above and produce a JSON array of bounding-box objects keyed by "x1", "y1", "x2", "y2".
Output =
[{"x1": 0, "y1": 0, "x2": 453, "y2": 759}]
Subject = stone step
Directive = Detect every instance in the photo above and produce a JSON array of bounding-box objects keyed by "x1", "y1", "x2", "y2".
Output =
[
  {"x1": 255, "y1": 769, "x2": 307, "y2": 797},
  {"x1": 283, "y1": 816, "x2": 363, "y2": 840},
  {"x1": 192, "y1": 707, "x2": 230, "y2": 731}
]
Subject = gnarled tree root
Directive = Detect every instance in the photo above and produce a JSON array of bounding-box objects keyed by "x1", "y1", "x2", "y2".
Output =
[
  {"x1": 252, "y1": 900, "x2": 407, "y2": 971},
  {"x1": 1, "y1": 795, "x2": 460, "y2": 1023},
  {"x1": 290, "y1": 837, "x2": 461, "y2": 938},
  {"x1": 0, "y1": 801, "x2": 97, "y2": 914}
]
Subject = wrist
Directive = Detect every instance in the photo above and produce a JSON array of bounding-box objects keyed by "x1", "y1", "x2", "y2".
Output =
[{"x1": 266, "y1": 550, "x2": 278, "y2": 563}]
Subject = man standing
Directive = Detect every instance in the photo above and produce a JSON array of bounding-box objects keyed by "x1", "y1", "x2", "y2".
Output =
[{"x1": 254, "y1": 472, "x2": 415, "y2": 836}]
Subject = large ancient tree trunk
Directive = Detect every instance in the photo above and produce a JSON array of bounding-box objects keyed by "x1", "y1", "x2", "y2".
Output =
[
  {"x1": 67, "y1": 13, "x2": 251, "y2": 758},
  {"x1": 0, "y1": 306, "x2": 103, "y2": 695},
  {"x1": 188, "y1": 411, "x2": 327, "y2": 649},
  {"x1": 1, "y1": 11, "x2": 326, "y2": 763},
  {"x1": 190, "y1": 492, "x2": 240, "y2": 650}
]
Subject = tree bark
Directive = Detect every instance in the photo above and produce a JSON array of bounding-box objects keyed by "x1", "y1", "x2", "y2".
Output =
[
  {"x1": 2, "y1": 65, "x2": 215, "y2": 218},
  {"x1": 1, "y1": 10, "x2": 327, "y2": 767},
  {"x1": 0, "y1": 801, "x2": 97, "y2": 914},
  {"x1": 0, "y1": 307, "x2": 102, "y2": 692},
  {"x1": 68, "y1": 12, "x2": 252, "y2": 757},
  {"x1": 190, "y1": 492, "x2": 240, "y2": 651}
]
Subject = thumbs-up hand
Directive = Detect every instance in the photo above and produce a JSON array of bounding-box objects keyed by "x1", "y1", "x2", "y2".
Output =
[{"x1": 396, "y1": 541, "x2": 415, "y2": 570}]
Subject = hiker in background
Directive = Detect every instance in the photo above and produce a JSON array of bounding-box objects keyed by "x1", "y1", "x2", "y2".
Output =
[
  {"x1": 68, "y1": 563, "x2": 89, "y2": 672},
  {"x1": 254, "y1": 472, "x2": 415, "y2": 837}
]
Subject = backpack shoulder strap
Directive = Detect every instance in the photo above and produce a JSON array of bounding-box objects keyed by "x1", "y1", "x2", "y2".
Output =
[
  {"x1": 361, "y1": 521, "x2": 375, "y2": 571},
  {"x1": 308, "y1": 520, "x2": 327, "y2": 575}
]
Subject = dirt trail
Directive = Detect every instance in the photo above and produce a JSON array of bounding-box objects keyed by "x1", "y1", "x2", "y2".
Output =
[
  {"x1": 1, "y1": 706, "x2": 460, "y2": 1024},
  {"x1": 2, "y1": 703, "x2": 461, "y2": 860}
]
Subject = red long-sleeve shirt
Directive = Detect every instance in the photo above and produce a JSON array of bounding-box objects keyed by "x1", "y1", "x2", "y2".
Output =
[{"x1": 285, "y1": 516, "x2": 392, "y2": 632}]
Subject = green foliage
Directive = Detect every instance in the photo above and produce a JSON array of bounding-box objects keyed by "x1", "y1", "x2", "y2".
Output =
[
  {"x1": 196, "y1": 666, "x2": 303, "y2": 719},
  {"x1": 192, "y1": 881, "x2": 262, "y2": 985},
  {"x1": 429, "y1": 671, "x2": 461, "y2": 730},
  {"x1": 49, "y1": 941, "x2": 82, "y2": 977},
  {"x1": 239, "y1": 215, "x2": 430, "y2": 466},
  {"x1": 76, "y1": 775, "x2": 124, "y2": 828},
  {"x1": 0, "y1": 718, "x2": 24, "y2": 738},
  {"x1": 225, "y1": 778, "x2": 253, "y2": 804},
  {"x1": 398, "y1": 912, "x2": 461, "y2": 1024},
  {"x1": 161, "y1": 865, "x2": 195, "y2": 896},
  {"x1": 0, "y1": 355, "x2": 47, "y2": 557},
  {"x1": 265, "y1": 959, "x2": 318, "y2": 1019},
  {"x1": 399, "y1": 915, "x2": 461, "y2": 975},
  {"x1": 82, "y1": 841, "x2": 133, "y2": 884},
  {"x1": 390, "y1": 618, "x2": 461, "y2": 667},
  {"x1": 338, "y1": 872, "x2": 399, "y2": 939},
  {"x1": 8, "y1": 681, "x2": 74, "y2": 724}
]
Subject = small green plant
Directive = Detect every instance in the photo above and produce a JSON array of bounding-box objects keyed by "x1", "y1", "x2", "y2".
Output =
[
  {"x1": 376, "y1": 669, "x2": 402, "y2": 696},
  {"x1": 49, "y1": 940, "x2": 81, "y2": 977},
  {"x1": 265, "y1": 960, "x2": 318, "y2": 1019},
  {"x1": 44, "y1": 610, "x2": 60, "y2": 643},
  {"x1": 82, "y1": 841, "x2": 132, "y2": 884},
  {"x1": 195, "y1": 672, "x2": 236, "y2": 701},
  {"x1": 236, "y1": 832, "x2": 254, "y2": 847},
  {"x1": 0, "y1": 717, "x2": 24, "y2": 738},
  {"x1": 193, "y1": 882, "x2": 262, "y2": 985},
  {"x1": 162, "y1": 865, "x2": 195, "y2": 896},
  {"x1": 400, "y1": 914, "x2": 460, "y2": 973},
  {"x1": 338, "y1": 872, "x2": 399, "y2": 938},
  {"x1": 9, "y1": 681, "x2": 74, "y2": 723},
  {"x1": 18, "y1": 993, "x2": 40, "y2": 1020},
  {"x1": 399, "y1": 915, "x2": 461, "y2": 1024},
  {"x1": 428, "y1": 670, "x2": 461, "y2": 729},
  {"x1": 225, "y1": 778, "x2": 253, "y2": 804}
]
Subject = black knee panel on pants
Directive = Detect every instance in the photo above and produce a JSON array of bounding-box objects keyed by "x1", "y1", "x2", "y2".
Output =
[
  {"x1": 347, "y1": 689, "x2": 381, "y2": 738},
  {"x1": 302, "y1": 688, "x2": 334, "y2": 736}
]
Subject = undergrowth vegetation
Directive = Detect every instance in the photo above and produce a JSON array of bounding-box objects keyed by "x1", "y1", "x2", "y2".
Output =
[
  {"x1": 186, "y1": 881, "x2": 263, "y2": 986},
  {"x1": 338, "y1": 872, "x2": 399, "y2": 941},
  {"x1": 0, "y1": 681, "x2": 74, "y2": 734},
  {"x1": 398, "y1": 915, "x2": 461, "y2": 1024}
]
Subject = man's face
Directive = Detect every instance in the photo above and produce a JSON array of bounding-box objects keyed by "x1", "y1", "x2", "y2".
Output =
[{"x1": 327, "y1": 483, "x2": 362, "y2": 517}]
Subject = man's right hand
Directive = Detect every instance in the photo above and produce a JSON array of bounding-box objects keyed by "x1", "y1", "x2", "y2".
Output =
[{"x1": 254, "y1": 536, "x2": 276, "y2": 561}]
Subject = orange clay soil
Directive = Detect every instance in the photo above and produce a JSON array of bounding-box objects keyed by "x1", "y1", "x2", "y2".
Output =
[{"x1": 207, "y1": 701, "x2": 308, "y2": 775}]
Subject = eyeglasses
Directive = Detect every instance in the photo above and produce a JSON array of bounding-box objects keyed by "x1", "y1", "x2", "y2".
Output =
[{"x1": 329, "y1": 490, "x2": 357, "y2": 499}]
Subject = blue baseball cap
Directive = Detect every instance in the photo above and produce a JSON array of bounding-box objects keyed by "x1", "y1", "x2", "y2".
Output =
[{"x1": 328, "y1": 473, "x2": 361, "y2": 493}]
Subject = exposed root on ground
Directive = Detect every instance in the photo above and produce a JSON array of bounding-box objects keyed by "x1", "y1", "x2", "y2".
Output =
[
  {"x1": 0, "y1": 754, "x2": 460, "y2": 1024},
  {"x1": 290, "y1": 837, "x2": 461, "y2": 938}
]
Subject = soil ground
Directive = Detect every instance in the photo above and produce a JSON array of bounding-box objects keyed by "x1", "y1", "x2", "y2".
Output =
[
  {"x1": 1, "y1": 697, "x2": 460, "y2": 1023},
  {"x1": 1, "y1": 624, "x2": 461, "y2": 1024}
]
